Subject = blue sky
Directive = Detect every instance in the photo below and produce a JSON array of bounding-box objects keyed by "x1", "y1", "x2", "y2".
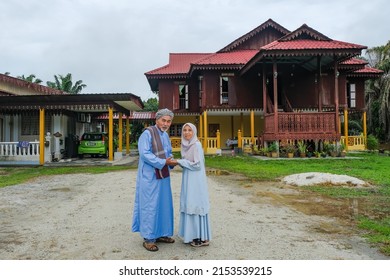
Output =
[{"x1": 1, "y1": 0, "x2": 388, "y2": 101}]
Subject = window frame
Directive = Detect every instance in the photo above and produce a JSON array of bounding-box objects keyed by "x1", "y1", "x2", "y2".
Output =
[
  {"x1": 347, "y1": 83, "x2": 356, "y2": 108},
  {"x1": 220, "y1": 74, "x2": 231, "y2": 105},
  {"x1": 178, "y1": 84, "x2": 189, "y2": 109}
]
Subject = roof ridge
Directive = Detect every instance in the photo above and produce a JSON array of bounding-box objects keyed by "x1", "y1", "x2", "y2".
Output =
[
  {"x1": 218, "y1": 18, "x2": 290, "y2": 52},
  {"x1": 279, "y1": 23, "x2": 331, "y2": 41}
]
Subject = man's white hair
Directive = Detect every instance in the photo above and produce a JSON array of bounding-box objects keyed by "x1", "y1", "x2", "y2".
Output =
[{"x1": 156, "y1": 108, "x2": 174, "y2": 120}]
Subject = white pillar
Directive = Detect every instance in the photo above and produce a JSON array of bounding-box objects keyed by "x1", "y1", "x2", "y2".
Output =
[
  {"x1": 53, "y1": 115, "x2": 62, "y2": 160},
  {"x1": 44, "y1": 132, "x2": 52, "y2": 162}
]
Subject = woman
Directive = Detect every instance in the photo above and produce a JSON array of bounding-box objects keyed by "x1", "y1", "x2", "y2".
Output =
[{"x1": 176, "y1": 123, "x2": 211, "y2": 247}]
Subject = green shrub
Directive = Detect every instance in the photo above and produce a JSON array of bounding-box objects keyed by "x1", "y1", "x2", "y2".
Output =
[{"x1": 367, "y1": 135, "x2": 379, "y2": 151}]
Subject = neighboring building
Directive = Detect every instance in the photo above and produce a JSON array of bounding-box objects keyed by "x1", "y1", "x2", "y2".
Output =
[
  {"x1": 0, "y1": 74, "x2": 143, "y2": 165},
  {"x1": 145, "y1": 19, "x2": 383, "y2": 153}
]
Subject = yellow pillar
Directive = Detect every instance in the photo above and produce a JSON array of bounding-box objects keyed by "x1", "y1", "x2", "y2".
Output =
[
  {"x1": 109, "y1": 107, "x2": 114, "y2": 161},
  {"x1": 250, "y1": 110, "x2": 255, "y2": 145},
  {"x1": 126, "y1": 116, "x2": 130, "y2": 154},
  {"x1": 238, "y1": 129, "x2": 242, "y2": 148},
  {"x1": 203, "y1": 110, "x2": 208, "y2": 152},
  {"x1": 216, "y1": 129, "x2": 220, "y2": 149},
  {"x1": 118, "y1": 112, "x2": 123, "y2": 152},
  {"x1": 363, "y1": 111, "x2": 367, "y2": 148},
  {"x1": 343, "y1": 108, "x2": 348, "y2": 151},
  {"x1": 240, "y1": 113, "x2": 244, "y2": 137},
  {"x1": 39, "y1": 108, "x2": 45, "y2": 165}
]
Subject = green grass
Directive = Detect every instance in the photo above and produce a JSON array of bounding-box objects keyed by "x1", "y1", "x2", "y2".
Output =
[
  {"x1": 206, "y1": 152, "x2": 390, "y2": 187},
  {"x1": 358, "y1": 217, "x2": 390, "y2": 255},
  {"x1": 205, "y1": 151, "x2": 390, "y2": 255}
]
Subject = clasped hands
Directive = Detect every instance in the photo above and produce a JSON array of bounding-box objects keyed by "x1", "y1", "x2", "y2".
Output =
[{"x1": 166, "y1": 157, "x2": 178, "y2": 166}]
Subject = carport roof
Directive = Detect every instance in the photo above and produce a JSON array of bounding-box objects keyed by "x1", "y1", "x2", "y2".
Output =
[{"x1": 0, "y1": 93, "x2": 144, "y2": 113}]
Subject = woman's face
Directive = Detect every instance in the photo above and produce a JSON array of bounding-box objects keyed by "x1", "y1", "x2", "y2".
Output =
[{"x1": 182, "y1": 125, "x2": 194, "y2": 141}]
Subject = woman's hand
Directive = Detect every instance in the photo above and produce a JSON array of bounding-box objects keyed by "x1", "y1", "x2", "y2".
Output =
[{"x1": 166, "y1": 157, "x2": 178, "y2": 166}]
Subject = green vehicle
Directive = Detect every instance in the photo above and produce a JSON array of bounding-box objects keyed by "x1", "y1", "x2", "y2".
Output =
[{"x1": 78, "y1": 132, "x2": 109, "y2": 158}]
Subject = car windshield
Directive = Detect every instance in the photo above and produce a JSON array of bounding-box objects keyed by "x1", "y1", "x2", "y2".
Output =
[{"x1": 83, "y1": 134, "x2": 103, "y2": 141}]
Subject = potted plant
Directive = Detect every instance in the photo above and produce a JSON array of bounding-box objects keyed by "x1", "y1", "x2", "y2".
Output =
[
  {"x1": 259, "y1": 147, "x2": 268, "y2": 156},
  {"x1": 268, "y1": 142, "x2": 278, "y2": 158},
  {"x1": 338, "y1": 142, "x2": 346, "y2": 157},
  {"x1": 328, "y1": 143, "x2": 337, "y2": 157},
  {"x1": 285, "y1": 144, "x2": 296, "y2": 158},
  {"x1": 297, "y1": 141, "x2": 307, "y2": 158},
  {"x1": 313, "y1": 151, "x2": 321, "y2": 158}
]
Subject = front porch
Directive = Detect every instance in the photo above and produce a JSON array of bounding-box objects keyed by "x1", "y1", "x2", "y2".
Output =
[
  {"x1": 171, "y1": 109, "x2": 367, "y2": 155},
  {"x1": 262, "y1": 111, "x2": 339, "y2": 142}
]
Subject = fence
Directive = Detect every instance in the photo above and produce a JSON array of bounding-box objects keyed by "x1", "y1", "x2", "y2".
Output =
[{"x1": 0, "y1": 141, "x2": 40, "y2": 161}]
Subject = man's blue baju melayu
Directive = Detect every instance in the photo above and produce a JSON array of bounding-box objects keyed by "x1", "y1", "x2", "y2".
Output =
[{"x1": 132, "y1": 126, "x2": 174, "y2": 240}]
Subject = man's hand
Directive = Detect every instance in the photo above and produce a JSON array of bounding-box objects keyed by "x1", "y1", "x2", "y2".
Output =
[{"x1": 166, "y1": 157, "x2": 178, "y2": 166}]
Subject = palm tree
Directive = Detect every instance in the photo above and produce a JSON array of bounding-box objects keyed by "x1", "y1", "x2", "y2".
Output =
[
  {"x1": 46, "y1": 73, "x2": 86, "y2": 94},
  {"x1": 365, "y1": 41, "x2": 390, "y2": 141},
  {"x1": 17, "y1": 74, "x2": 43, "y2": 84}
]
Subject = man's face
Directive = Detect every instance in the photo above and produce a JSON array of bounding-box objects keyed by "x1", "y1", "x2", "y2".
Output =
[{"x1": 156, "y1": 116, "x2": 173, "y2": 132}]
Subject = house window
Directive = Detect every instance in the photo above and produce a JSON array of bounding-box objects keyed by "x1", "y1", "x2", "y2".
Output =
[
  {"x1": 169, "y1": 124, "x2": 183, "y2": 137},
  {"x1": 220, "y1": 76, "x2": 229, "y2": 104},
  {"x1": 198, "y1": 76, "x2": 203, "y2": 108},
  {"x1": 21, "y1": 114, "x2": 51, "y2": 135},
  {"x1": 348, "y1": 83, "x2": 356, "y2": 108},
  {"x1": 179, "y1": 84, "x2": 188, "y2": 109}
]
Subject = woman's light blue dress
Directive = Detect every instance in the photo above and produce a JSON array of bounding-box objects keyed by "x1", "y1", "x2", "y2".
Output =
[{"x1": 177, "y1": 141, "x2": 211, "y2": 243}]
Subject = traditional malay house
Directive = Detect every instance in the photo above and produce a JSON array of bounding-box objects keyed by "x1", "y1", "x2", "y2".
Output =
[
  {"x1": 0, "y1": 74, "x2": 143, "y2": 165},
  {"x1": 145, "y1": 19, "x2": 383, "y2": 154}
]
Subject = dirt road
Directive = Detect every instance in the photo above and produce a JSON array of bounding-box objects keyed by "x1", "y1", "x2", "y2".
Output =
[{"x1": 0, "y1": 168, "x2": 388, "y2": 260}]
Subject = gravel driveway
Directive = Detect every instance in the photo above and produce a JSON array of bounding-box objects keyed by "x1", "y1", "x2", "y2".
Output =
[{"x1": 0, "y1": 167, "x2": 388, "y2": 260}]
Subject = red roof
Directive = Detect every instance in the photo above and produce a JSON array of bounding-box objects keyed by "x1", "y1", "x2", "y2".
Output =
[
  {"x1": 193, "y1": 50, "x2": 258, "y2": 65},
  {"x1": 145, "y1": 53, "x2": 210, "y2": 76},
  {"x1": 341, "y1": 58, "x2": 368, "y2": 65},
  {"x1": 353, "y1": 66, "x2": 383, "y2": 74},
  {"x1": 262, "y1": 39, "x2": 366, "y2": 51},
  {"x1": 96, "y1": 111, "x2": 156, "y2": 120},
  {"x1": 337, "y1": 58, "x2": 382, "y2": 77},
  {"x1": 146, "y1": 51, "x2": 259, "y2": 76},
  {"x1": 130, "y1": 111, "x2": 156, "y2": 119},
  {"x1": 145, "y1": 19, "x2": 375, "y2": 81}
]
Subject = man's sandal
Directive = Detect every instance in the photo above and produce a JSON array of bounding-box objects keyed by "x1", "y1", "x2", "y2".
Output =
[
  {"x1": 190, "y1": 239, "x2": 210, "y2": 247},
  {"x1": 143, "y1": 242, "x2": 159, "y2": 252},
  {"x1": 156, "y1": 237, "x2": 175, "y2": 243}
]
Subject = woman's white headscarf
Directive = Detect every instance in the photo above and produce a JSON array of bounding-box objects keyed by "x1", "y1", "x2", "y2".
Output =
[{"x1": 181, "y1": 123, "x2": 200, "y2": 163}]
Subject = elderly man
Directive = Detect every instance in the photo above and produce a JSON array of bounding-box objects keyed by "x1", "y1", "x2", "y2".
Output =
[{"x1": 132, "y1": 108, "x2": 177, "y2": 252}]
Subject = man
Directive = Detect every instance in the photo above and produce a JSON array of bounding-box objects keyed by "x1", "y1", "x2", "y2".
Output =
[{"x1": 132, "y1": 108, "x2": 177, "y2": 252}]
